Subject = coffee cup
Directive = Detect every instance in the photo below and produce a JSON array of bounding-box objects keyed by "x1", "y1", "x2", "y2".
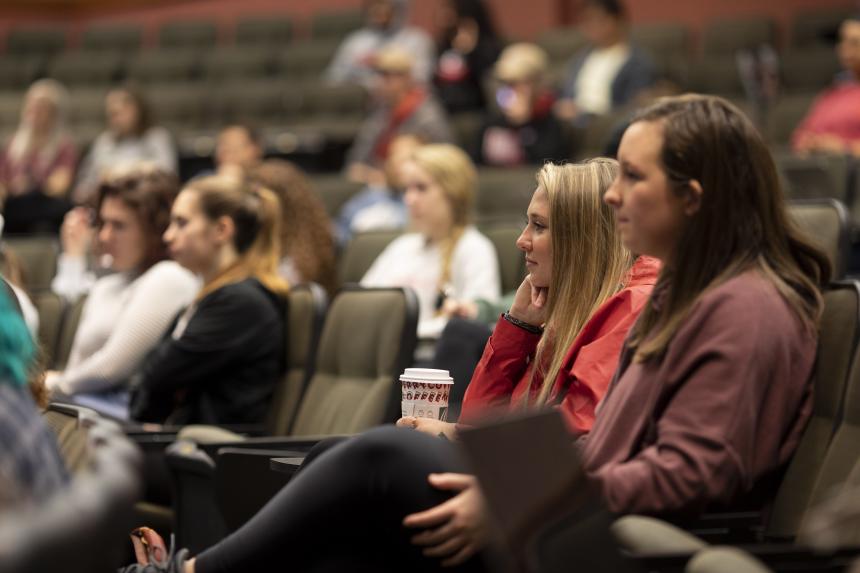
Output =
[{"x1": 399, "y1": 368, "x2": 454, "y2": 421}]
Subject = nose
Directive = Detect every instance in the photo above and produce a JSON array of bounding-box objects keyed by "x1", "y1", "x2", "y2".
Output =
[
  {"x1": 163, "y1": 225, "x2": 173, "y2": 245},
  {"x1": 403, "y1": 187, "x2": 417, "y2": 207},
  {"x1": 516, "y1": 226, "x2": 530, "y2": 253},
  {"x1": 98, "y1": 224, "x2": 111, "y2": 245},
  {"x1": 603, "y1": 176, "x2": 621, "y2": 208}
]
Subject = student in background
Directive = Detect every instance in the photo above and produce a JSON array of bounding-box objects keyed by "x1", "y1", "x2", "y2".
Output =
[
  {"x1": 361, "y1": 143, "x2": 500, "y2": 341},
  {"x1": 46, "y1": 168, "x2": 198, "y2": 410},
  {"x1": 130, "y1": 176, "x2": 288, "y2": 426},
  {"x1": 74, "y1": 87, "x2": 177, "y2": 204},
  {"x1": 0, "y1": 79, "x2": 77, "y2": 234}
]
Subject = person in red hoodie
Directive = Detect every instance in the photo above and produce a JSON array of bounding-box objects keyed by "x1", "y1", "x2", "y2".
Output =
[{"x1": 399, "y1": 159, "x2": 658, "y2": 439}]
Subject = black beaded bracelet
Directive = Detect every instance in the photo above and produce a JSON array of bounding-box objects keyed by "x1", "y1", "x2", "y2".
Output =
[{"x1": 503, "y1": 311, "x2": 544, "y2": 334}]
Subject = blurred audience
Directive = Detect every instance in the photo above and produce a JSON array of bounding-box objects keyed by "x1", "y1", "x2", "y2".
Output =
[
  {"x1": 130, "y1": 176, "x2": 288, "y2": 425},
  {"x1": 554, "y1": 0, "x2": 655, "y2": 126},
  {"x1": 473, "y1": 43, "x2": 568, "y2": 166},
  {"x1": 346, "y1": 47, "x2": 453, "y2": 185},
  {"x1": 74, "y1": 87, "x2": 177, "y2": 204},
  {"x1": 336, "y1": 133, "x2": 422, "y2": 246},
  {"x1": 250, "y1": 160, "x2": 338, "y2": 294},
  {"x1": 361, "y1": 143, "x2": 500, "y2": 340},
  {"x1": 326, "y1": 0, "x2": 435, "y2": 88},
  {"x1": 792, "y1": 14, "x2": 860, "y2": 157},
  {"x1": 214, "y1": 124, "x2": 264, "y2": 180},
  {"x1": 0, "y1": 79, "x2": 77, "y2": 234},
  {"x1": 45, "y1": 169, "x2": 198, "y2": 407},
  {"x1": 434, "y1": 0, "x2": 502, "y2": 114}
]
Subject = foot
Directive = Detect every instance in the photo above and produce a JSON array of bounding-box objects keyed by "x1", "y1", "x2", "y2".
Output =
[{"x1": 119, "y1": 527, "x2": 189, "y2": 573}]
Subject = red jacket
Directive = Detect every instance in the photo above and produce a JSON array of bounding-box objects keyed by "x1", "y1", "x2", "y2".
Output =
[{"x1": 459, "y1": 256, "x2": 660, "y2": 435}]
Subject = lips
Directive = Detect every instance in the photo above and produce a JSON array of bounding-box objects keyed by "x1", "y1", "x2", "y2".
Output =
[{"x1": 525, "y1": 258, "x2": 537, "y2": 266}]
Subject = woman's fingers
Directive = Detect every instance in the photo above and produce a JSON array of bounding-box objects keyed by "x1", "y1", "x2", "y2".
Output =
[
  {"x1": 403, "y1": 498, "x2": 456, "y2": 529},
  {"x1": 422, "y1": 535, "x2": 468, "y2": 558},
  {"x1": 427, "y1": 473, "x2": 474, "y2": 491},
  {"x1": 441, "y1": 543, "x2": 479, "y2": 567}
]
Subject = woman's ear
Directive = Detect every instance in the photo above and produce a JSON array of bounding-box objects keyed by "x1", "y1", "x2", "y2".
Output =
[
  {"x1": 213, "y1": 215, "x2": 236, "y2": 245},
  {"x1": 683, "y1": 180, "x2": 703, "y2": 217}
]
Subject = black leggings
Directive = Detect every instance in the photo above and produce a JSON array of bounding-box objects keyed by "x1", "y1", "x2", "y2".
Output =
[{"x1": 195, "y1": 427, "x2": 489, "y2": 573}]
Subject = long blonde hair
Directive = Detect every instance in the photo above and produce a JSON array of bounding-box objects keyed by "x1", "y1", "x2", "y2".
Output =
[
  {"x1": 183, "y1": 176, "x2": 289, "y2": 301},
  {"x1": 408, "y1": 143, "x2": 476, "y2": 291},
  {"x1": 8, "y1": 79, "x2": 69, "y2": 167},
  {"x1": 528, "y1": 160, "x2": 633, "y2": 406}
]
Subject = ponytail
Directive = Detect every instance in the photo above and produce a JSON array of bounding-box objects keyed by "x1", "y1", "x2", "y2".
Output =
[{"x1": 186, "y1": 176, "x2": 289, "y2": 301}]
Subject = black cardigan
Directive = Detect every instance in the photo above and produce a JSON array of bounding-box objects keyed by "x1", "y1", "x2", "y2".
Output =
[{"x1": 130, "y1": 278, "x2": 285, "y2": 425}]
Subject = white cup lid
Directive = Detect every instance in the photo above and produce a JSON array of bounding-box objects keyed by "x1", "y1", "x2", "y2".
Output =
[{"x1": 399, "y1": 368, "x2": 454, "y2": 384}]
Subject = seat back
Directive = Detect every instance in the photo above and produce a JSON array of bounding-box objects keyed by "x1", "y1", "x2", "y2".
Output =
[
  {"x1": 310, "y1": 10, "x2": 364, "y2": 41},
  {"x1": 290, "y1": 286, "x2": 419, "y2": 436},
  {"x1": 80, "y1": 23, "x2": 143, "y2": 53},
  {"x1": 42, "y1": 402, "x2": 95, "y2": 475},
  {"x1": 701, "y1": 17, "x2": 776, "y2": 56},
  {"x1": 54, "y1": 294, "x2": 87, "y2": 370},
  {"x1": 482, "y1": 224, "x2": 526, "y2": 294},
  {"x1": 338, "y1": 230, "x2": 401, "y2": 285},
  {"x1": 158, "y1": 20, "x2": 218, "y2": 50},
  {"x1": 308, "y1": 174, "x2": 364, "y2": 216},
  {"x1": 800, "y1": 318, "x2": 860, "y2": 530},
  {"x1": 767, "y1": 282, "x2": 860, "y2": 538},
  {"x1": 266, "y1": 283, "x2": 328, "y2": 436},
  {"x1": 3, "y1": 235, "x2": 58, "y2": 292},
  {"x1": 788, "y1": 199, "x2": 850, "y2": 279},
  {"x1": 33, "y1": 291, "x2": 65, "y2": 369},
  {"x1": 1, "y1": 406, "x2": 141, "y2": 573},
  {"x1": 475, "y1": 167, "x2": 536, "y2": 225},
  {"x1": 235, "y1": 17, "x2": 293, "y2": 48},
  {"x1": 776, "y1": 152, "x2": 851, "y2": 204}
]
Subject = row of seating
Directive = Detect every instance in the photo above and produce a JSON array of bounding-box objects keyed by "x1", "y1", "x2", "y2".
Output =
[
  {"x1": 0, "y1": 11, "x2": 363, "y2": 57},
  {"x1": 0, "y1": 41, "x2": 343, "y2": 91}
]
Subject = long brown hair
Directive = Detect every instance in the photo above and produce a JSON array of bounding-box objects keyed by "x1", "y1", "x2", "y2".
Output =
[
  {"x1": 183, "y1": 176, "x2": 289, "y2": 300},
  {"x1": 96, "y1": 167, "x2": 178, "y2": 273},
  {"x1": 627, "y1": 94, "x2": 830, "y2": 362},
  {"x1": 528, "y1": 160, "x2": 633, "y2": 405},
  {"x1": 249, "y1": 160, "x2": 337, "y2": 294}
]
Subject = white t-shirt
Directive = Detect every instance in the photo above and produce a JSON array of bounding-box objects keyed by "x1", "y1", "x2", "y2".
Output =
[
  {"x1": 360, "y1": 226, "x2": 501, "y2": 339},
  {"x1": 574, "y1": 43, "x2": 631, "y2": 115},
  {"x1": 47, "y1": 260, "x2": 199, "y2": 395}
]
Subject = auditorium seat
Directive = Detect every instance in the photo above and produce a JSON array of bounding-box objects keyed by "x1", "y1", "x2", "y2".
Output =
[
  {"x1": 3, "y1": 235, "x2": 58, "y2": 292},
  {"x1": 537, "y1": 27, "x2": 588, "y2": 67},
  {"x1": 200, "y1": 46, "x2": 276, "y2": 83},
  {"x1": 80, "y1": 23, "x2": 143, "y2": 54},
  {"x1": 339, "y1": 230, "x2": 400, "y2": 285},
  {"x1": 277, "y1": 41, "x2": 341, "y2": 81},
  {"x1": 788, "y1": 199, "x2": 850, "y2": 279},
  {"x1": 0, "y1": 56, "x2": 41, "y2": 91},
  {"x1": 481, "y1": 224, "x2": 527, "y2": 294},
  {"x1": 686, "y1": 56, "x2": 746, "y2": 99},
  {"x1": 126, "y1": 50, "x2": 202, "y2": 84},
  {"x1": 308, "y1": 174, "x2": 364, "y2": 215},
  {"x1": 475, "y1": 167, "x2": 536, "y2": 224},
  {"x1": 775, "y1": 151, "x2": 851, "y2": 205},
  {"x1": 207, "y1": 79, "x2": 297, "y2": 129},
  {"x1": 309, "y1": 10, "x2": 364, "y2": 41},
  {"x1": 764, "y1": 94, "x2": 815, "y2": 148},
  {"x1": 780, "y1": 49, "x2": 840, "y2": 95},
  {"x1": 234, "y1": 16, "x2": 293, "y2": 48},
  {"x1": 790, "y1": 7, "x2": 853, "y2": 50},
  {"x1": 5, "y1": 25, "x2": 66, "y2": 59},
  {"x1": 292, "y1": 81, "x2": 368, "y2": 142},
  {"x1": 46, "y1": 52, "x2": 124, "y2": 88},
  {"x1": 158, "y1": 20, "x2": 218, "y2": 51},
  {"x1": 54, "y1": 294, "x2": 87, "y2": 370},
  {"x1": 630, "y1": 22, "x2": 690, "y2": 63},
  {"x1": 33, "y1": 291, "x2": 64, "y2": 368},
  {"x1": 166, "y1": 286, "x2": 419, "y2": 549},
  {"x1": 701, "y1": 17, "x2": 776, "y2": 57}
]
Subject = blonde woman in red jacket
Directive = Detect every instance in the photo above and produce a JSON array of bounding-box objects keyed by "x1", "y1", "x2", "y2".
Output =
[{"x1": 400, "y1": 159, "x2": 659, "y2": 438}]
